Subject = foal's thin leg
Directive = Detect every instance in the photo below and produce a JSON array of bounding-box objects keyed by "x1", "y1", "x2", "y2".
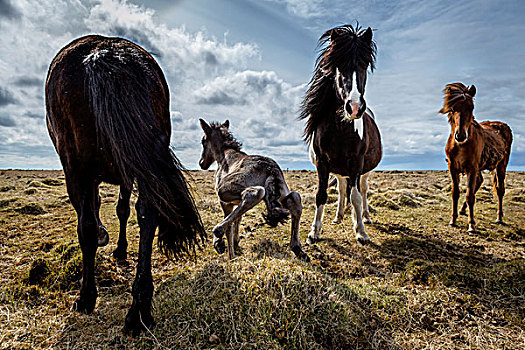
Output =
[
  {"x1": 466, "y1": 171, "x2": 478, "y2": 233},
  {"x1": 449, "y1": 167, "x2": 460, "y2": 227},
  {"x1": 124, "y1": 194, "x2": 157, "y2": 336},
  {"x1": 282, "y1": 191, "x2": 309, "y2": 261},
  {"x1": 494, "y1": 165, "x2": 506, "y2": 224},
  {"x1": 307, "y1": 160, "x2": 329, "y2": 244},
  {"x1": 360, "y1": 172, "x2": 372, "y2": 224},
  {"x1": 333, "y1": 175, "x2": 346, "y2": 224},
  {"x1": 232, "y1": 217, "x2": 242, "y2": 250},
  {"x1": 113, "y1": 186, "x2": 131, "y2": 260},
  {"x1": 95, "y1": 190, "x2": 109, "y2": 247},
  {"x1": 213, "y1": 201, "x2": 234, "y2": 255},
  {"x1": 350, "y1": 178, "x2": 368, "y2": 244},
  {"x1": 67, "y1": 176, "x2": 99, "y2": 314},
  {"x1": 213, "y1": 187, "x2": 265, "y2": 259}
]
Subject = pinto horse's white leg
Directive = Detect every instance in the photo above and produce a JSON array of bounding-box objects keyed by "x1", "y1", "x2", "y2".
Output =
[
  {"x1": 360, "y1": 172, "x2": 372, "y2": 224},
  {"x1": 307, "y1": 204, "x2": 324, "y2": 244},
  {"x1": 350, "y1": 180, "x2": 369, "y2": 244},
  {"x1": 333, "y1": 175, "x2": 346, "y2": 224}
]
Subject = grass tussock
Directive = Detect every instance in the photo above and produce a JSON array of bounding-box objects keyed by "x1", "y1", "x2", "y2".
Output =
[{"x1": 0, "y1": 169, "x2": 524, "y2": 349}]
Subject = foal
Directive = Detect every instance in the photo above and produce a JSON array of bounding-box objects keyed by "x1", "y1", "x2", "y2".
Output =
[
  {"x1": 199, "y1": 119, "x2": 309, "y2": 261},
  {"x1": 439, "y1": 83, "x2": 513, "y2": 232}
]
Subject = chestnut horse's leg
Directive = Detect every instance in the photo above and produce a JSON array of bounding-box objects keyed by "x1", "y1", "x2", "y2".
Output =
[
  {"x1": 449, "y1": 167, "x2": 460, "y2": 227},
  {"x1": 460, "y1": 172, "x2": 482, "y2": 216},
  {"x1": 333, "y1": 175, "x2": 346, "y2": 224},
  {"x1": 66, "y1": 174, "x2": 99, "y2": 314},
  {"x1": 466, "y1": 171, "x2": 479, "y2": 232},
  {"x1": 494, "y1": 164, "x2": 506, "y2": 224},
  {"x1": 124, "y1": 194, "x2": 157, "y2": 336},
  {"x1": 113, "y1": 186, "x2": 131, "y2": 260},
  {"x1": 282, "y1": 191, "x2": 309, "y2": 261},
  {"x1": 308, "y1": 158, "x2": 329, "y2": 244}
]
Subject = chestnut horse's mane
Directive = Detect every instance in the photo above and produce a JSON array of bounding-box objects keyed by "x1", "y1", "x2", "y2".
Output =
[{"x1": 440, "y1": 82, "x2": 475, "y2": 116}]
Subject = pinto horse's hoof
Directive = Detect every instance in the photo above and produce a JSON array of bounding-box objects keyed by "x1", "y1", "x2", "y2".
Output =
[
  {"x1": 356, "y1": 232, "x2": 370, "y2": 246},
  {"x1": 306, "y1": 234, "x2": 319, "y2": 245},
  {"x1": 97, "y1": 224, "x2": 109, "y2": 247},
  {"x1": 213, "y1": 239, "x2": 226, "y2": 255}
]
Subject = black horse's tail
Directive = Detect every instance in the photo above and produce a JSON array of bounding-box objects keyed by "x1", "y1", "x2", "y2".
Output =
[{"x1": 83, "y1": 44, "x2": 205, "y2": 258}]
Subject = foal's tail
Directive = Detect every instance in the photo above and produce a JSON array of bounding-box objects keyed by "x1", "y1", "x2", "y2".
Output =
[{"x1": 84, "y1": 47, "x2": 205, "y2": 258}]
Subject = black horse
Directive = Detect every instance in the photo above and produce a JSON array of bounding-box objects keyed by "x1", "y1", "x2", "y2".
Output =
[
  {"x1": 45, "y1": 35, "x2": 205, "y2": 335},
  {"x1": 301, "y1": 24, "x2": 382, "y2": 245}
]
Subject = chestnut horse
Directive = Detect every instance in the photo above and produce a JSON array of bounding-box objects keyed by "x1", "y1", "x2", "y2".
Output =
[
  {"x1": 46, "y1": 35, "x2": 204, "y2": 335},
  {"x1": 300, "y1": 24, "x2": 382, "y2": 244},
  {"x1": 439, "y1": 82, "x2": 512, "y2": 232}
]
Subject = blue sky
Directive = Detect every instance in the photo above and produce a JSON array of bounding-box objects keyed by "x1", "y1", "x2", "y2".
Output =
[{"x1": 0, "y1": 0, "x2": 523, "y2": 170}]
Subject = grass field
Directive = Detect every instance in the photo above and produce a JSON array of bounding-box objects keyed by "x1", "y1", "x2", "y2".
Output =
[{"x1": 0, "y1": 169, "x2": 524, "y2": 349}]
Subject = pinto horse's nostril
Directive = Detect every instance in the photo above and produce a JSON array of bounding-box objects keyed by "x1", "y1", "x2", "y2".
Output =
[{"x1": 345, "y1": 101, "x2": 352, "y2": 114}]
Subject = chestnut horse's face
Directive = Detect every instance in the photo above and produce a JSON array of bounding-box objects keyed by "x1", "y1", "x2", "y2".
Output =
[
  {"x1": 440, "y1": 84, "x2": 477, "y2": 144},
  {"x1": 449, "y1": 103, "x2": 474, "y2": 144},
  {"x1": 335, "y1": 66, "x2": 368, "y2": 120}
]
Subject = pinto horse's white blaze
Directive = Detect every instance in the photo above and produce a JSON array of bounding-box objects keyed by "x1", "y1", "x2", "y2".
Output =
[
  {"x1": 353, "y1": 117, "x2": 363, "y2": 139},
  {"x1": 349, "y1": 71, "x2": 361, "y2": 117}
]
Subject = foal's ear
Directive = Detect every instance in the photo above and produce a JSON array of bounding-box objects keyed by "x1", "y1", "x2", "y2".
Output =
[
  {"x1": 363, "y1": 27, "x2": 373, "y2": 44},
  {"x1": 468, "y1": 85, "x2": 476, "y2": 98},
  {"x1": 199, "y1": 118, "x2": 212, "y2": 134},
  {"x1": 223, "y1": 120, "x2": 229, "y2": 129}
]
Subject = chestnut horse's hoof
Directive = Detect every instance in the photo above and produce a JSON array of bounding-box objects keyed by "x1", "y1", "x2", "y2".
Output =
[{"x1": 97, "y1": 224, "x2": 109, "y2": 247}]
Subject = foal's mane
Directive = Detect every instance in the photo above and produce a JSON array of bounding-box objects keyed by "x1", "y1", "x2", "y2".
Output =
[
  {"x1": 210, "y1": 122, "x2": 242, "y2": 151},
  {"x1": 299, "y1": 24, "x2": 377, "y2": 142},
  {"x1": 440, "y1": 82, "x2": 475, "y2": 118}
]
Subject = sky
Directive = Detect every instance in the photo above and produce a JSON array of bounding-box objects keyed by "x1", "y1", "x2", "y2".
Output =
[{"x1": 0, "y1": 0, "x2": 524, "y2": 170}]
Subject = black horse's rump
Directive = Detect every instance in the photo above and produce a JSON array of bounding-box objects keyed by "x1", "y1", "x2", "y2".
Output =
[{"x1": 46, "y1": 35, "x2": 204, "y2": 334}]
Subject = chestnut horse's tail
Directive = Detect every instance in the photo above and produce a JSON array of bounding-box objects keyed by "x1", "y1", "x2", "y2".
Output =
[{"x1": 84, "y1": 48, "x2": 205, "y2": 258}]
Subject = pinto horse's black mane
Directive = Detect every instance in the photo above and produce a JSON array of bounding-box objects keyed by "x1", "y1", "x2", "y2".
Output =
[
  {"x1": 209, "y1": 121, "x2": 243, "y2": 151},
  {"x1": 299, "y1": 24, "x2": 377, "y2": 142}
]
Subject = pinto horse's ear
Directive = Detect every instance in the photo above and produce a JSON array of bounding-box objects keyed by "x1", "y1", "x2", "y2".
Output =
[
  {"x1": 468, "y1": 85, "x2": 476, "y2": 98},
  {"x1": 199, "y1": 118, "x2": 212, "y2": 134},
  {"x1": 363, "y1": 27, "x2": 373, "y2": 44},
  {"x1": 223, "y1": 120, "x2": 229, "y2": 129}
]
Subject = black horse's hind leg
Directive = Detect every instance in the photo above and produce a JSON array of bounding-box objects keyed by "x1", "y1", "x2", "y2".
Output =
[
  {"x1": 113, "y1": 186, "x2": 131, "y2": 260},
  {"x1": 67, "y1": 174, "x2": 99, "y2": 314},
  {"x1": 282, "y1": 191, "x2": 309, "y2": 262},
  {"x1": 95, "y1": 191, "x2": 109, "y2": 247},
  {"x1": 124, "y1": 194, "x2": 157, "y2": 336}
]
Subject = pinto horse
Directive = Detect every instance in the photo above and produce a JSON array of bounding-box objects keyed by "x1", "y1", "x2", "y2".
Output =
[
  {"x1": 439, "y1": 82, "x2": 512, "y2": 232},
  {"x1": 300, "y1": 24, "x2": 382, "y2": 244},
  {"x1": 45, "y1": 35, "x2": 204, "y2": 335},
  {"x1": 198, "y1": 119, "x2": 309, "y2": 261}
]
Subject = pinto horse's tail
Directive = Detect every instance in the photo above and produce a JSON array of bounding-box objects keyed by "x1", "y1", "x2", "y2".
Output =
[{"x1": 84, "y1": 45, "x2": 205, "y2": 258}]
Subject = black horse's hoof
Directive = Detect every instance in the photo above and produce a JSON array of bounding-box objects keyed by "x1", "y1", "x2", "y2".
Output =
[
  {"x1": 72, "y1": 295, "x2": 96, "y2": 314},
  {"x1": 98, "y1": 224, "x2": 109, "y2": 247},
  {"x1": 291, "y1": 245, "x2": 310, "y2": 262},
  {"x1": 213, "y1": 239, "x2": 226, "y2": 255},
  {"x1": 112, "y1": 247, "x2": 127, "y2": 261},
  {"x1": 123, "y1": 310, "x2": 155, "y2": 337}
]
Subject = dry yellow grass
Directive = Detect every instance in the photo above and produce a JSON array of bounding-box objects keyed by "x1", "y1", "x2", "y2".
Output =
[{"x1": 0, "y1": 169, "x2": 524, "y2": 349}]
